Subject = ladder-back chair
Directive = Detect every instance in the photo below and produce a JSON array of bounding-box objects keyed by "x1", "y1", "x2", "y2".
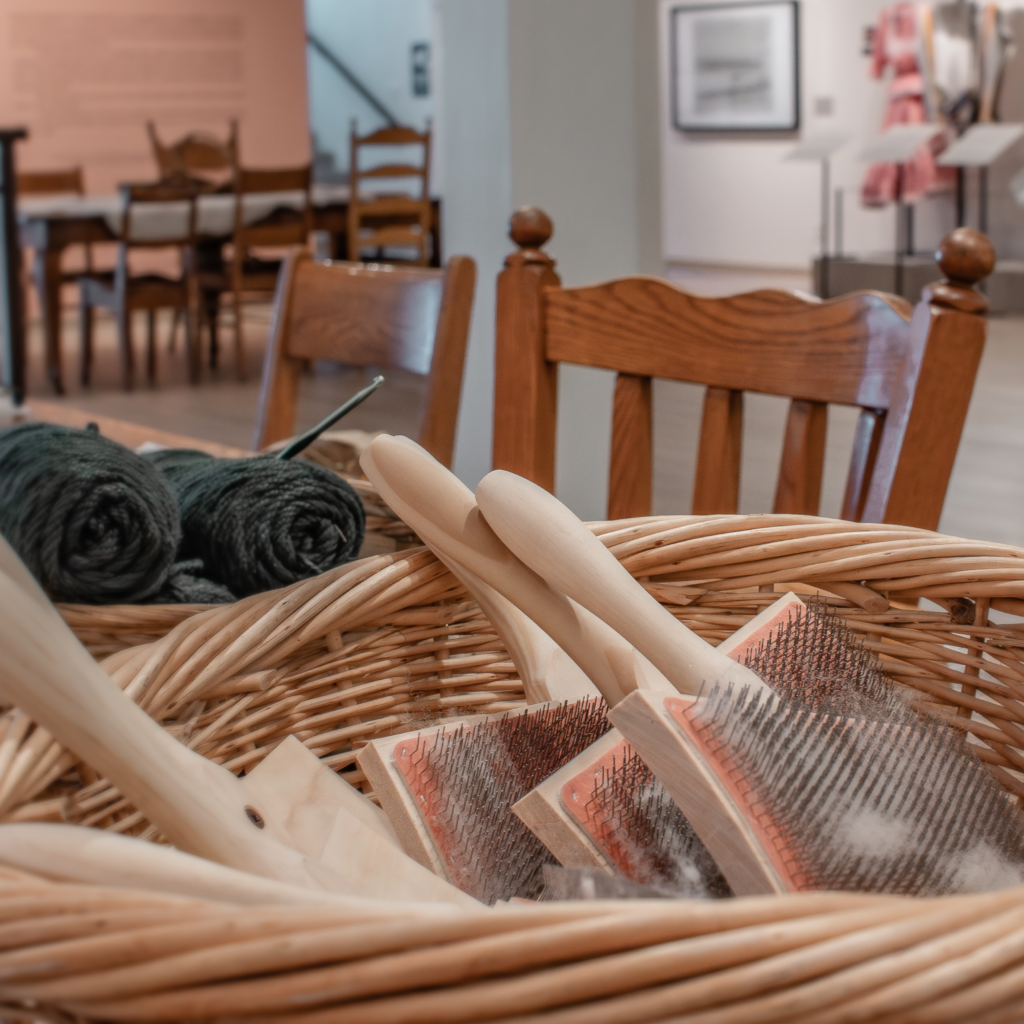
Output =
[
  {"x1": 253, "y1": 248, "x2": 476, "y2": 466},
  {"x1": 18, "y1": 168, "x2": 94, "y2": 366},
  {"x1": 147, "y1": 121, "x2": 238, "y2": 192},
  {"x1": 198, "y1": 164, "x2": 312, "y2": 379},
  {"x1": 79, "y1": 183, "x2": 199, "y2": 389},
  {"x1": 493, "y1": 207, "x2": 994, "y2": 530},
  {"x1": 148, "y1": 121, "x2": 239, "y2": 360},
  {"x1": 348, "y1": 123, "x2": 432, "y2": 265}
]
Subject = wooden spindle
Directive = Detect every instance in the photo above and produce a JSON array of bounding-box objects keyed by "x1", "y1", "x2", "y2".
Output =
[
  {"x1": 493, "y1": 207, "x2": 560, "y2": 491},
  {"x1": 693, "y1": 387, "x2": 743, "y2": 514},
  {"x1": 608, "y1": 373, "x2": 652, "y2": 519},
  {"x1": 774, "y1": 399, "x2": 827, "y2": 515},
  {"x1": 862, "y1": 227, "x2": 994, "y2": 529}
]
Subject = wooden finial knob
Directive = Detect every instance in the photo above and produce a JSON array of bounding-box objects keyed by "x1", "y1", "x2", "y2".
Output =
[
  {"x1": 509, "y1": 207, "x2": 553, "y2": 250},
  {"x1": 936, "y1": 228, "x2": 995, "y2": 285}
]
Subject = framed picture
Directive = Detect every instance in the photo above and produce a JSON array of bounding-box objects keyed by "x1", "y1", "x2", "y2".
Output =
[{"x1": 671, "y1": 1, "x2": 800, "y2": 132}]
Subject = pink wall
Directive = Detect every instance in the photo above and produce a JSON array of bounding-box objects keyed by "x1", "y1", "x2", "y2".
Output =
[{"x1": 0, "y1": 0, "x2": 310, "y2": 192}]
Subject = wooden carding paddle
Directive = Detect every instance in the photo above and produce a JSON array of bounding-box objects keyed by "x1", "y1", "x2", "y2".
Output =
[
  {"x1": 513, "y1": 594, "x2": 805, "y2": 891},
  {"x1": 359, "y1": 698, "x2": 610, "y2": 902},
  {"x1": 0, "y1": 539, "x2": 477, "y2": 907}
]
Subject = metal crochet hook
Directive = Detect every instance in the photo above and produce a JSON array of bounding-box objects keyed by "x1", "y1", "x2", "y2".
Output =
[{"x1": 276, "y1": 375, "x2": 385, "y2": 461}]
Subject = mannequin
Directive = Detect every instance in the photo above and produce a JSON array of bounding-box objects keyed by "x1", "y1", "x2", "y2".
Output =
[
  {"x1": 863, "y1": 2, "x2": 948, "y2": 206},
  {"x1": 863, "y1": 1, "x2": 1011, "y2": 207}
]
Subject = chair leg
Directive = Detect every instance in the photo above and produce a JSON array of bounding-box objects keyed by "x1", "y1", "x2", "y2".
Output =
[
  {"x1": 146, "y1": 309, "x2": 156, "y2": 384},
  {"x1": 233, "y1": 286, "x2": 244, "y2": 380},
  {"x1": 117, "y1": 306, "x2": 134, "y2": 391},
  {"x1": 80, "y1": 290, "x2": 93, "y2": 387},
  {"x1": 185, "y1": 300, "x2": 200, "y2": 385},
  {"x1": 203, "y1": 289, "x2": 219, "y2": 369},
  {"x1": 168, "y1": 307, "x2": 179, "y2": 353}
]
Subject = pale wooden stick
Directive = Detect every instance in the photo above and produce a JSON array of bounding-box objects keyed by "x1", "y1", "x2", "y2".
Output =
[{"x1": 0, "y1": 825, "x2": 425, "y2": 910}]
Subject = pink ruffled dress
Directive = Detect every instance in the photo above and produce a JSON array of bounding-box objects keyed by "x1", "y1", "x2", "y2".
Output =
[{"x1": 863, "y1": 3, "x2": 952, "y2": 206}]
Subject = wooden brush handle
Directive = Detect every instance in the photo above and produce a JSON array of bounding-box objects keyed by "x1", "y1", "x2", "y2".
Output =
[
  {"x1": 361, "y1": 436, "x2": 673, "y2": 705},
  {"x1": 431, "y1": 551, "x2": 598, "y2": 704},
  {"x1": 0, "y1": 544, "x2": 332, "y2": 890},
  {"x1": 475, "y1": 471, "x2": 769, "y2": 697}
]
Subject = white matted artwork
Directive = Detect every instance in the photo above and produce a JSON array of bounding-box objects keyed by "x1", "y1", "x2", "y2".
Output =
[{"x1": 671, "y1": 1, "x2": 800, "y2": 132}]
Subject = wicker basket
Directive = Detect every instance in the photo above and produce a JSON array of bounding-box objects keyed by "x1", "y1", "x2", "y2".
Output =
[{"x1": 7, "y1": 513, "x2": 1024, "y2": 1022}]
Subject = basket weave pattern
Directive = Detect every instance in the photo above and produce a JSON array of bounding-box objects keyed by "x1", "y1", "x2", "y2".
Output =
[
  {"x1": 6, "y1": 514, "x2": 1024, "y2": 1021},
  {"x1": 10, "y1": 513, "x2": 1024, "y2": 834}
]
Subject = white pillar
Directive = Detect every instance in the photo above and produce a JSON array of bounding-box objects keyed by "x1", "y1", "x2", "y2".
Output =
[{"x1": 438, "y1": 0, "x2": 661, "y2": 517}]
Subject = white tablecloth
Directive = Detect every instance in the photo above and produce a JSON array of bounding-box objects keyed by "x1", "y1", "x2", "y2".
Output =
[{"x1": 18, "y1": 184, "x2": 353, "y2": 241}]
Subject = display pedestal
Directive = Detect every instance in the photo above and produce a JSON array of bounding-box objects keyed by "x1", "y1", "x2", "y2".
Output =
[
  {"x1": 858, "y1": 125, "x2": 943, "y2": 297},
  {"x1": 785, "y1": 134, "x2": 849, "y2": 298},
  {"x1": 937, "y1": 123, "x2": 1024, "y2": 230},
  {"x1": 813, "y1": 254, "x2": 1023, "y2": 313}
]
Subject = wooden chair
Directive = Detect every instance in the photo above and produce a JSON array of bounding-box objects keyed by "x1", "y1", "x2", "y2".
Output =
[
  {"x1": 147, "y1": 121, "x2": 238, "y2": 192},
  {"x1": 493, "y1": 207, "x2": 994, "y2": 531},
  {"x1": 347, "y1": 123, "x2": 432, "y2": 265},
  {"x1": 148, "y1": 121, "x2": 239, "y2": 359},
  {"x1": 198, "y1": 165, "x2": 312, "y2": 380},
  {"x1": 253, "y1": 247, "x2": 476, "y2": 466},
  {"x1": 18, "y1": 166, "x2": 94, "y2": 290},
  {"x1": 79, "y1": 183, "x2": 199, "y2": 389}
]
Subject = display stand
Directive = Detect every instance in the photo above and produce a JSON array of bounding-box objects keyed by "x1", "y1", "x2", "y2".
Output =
[
  {"x1": 785, "y1": 134, "x2": 849, "y2": 298},
  {"x1": 937, "y1": 122, "x2": 1024, "y2": 231},
  {"x1": 0, "y1": 129, "x2": 27, "y2": 407},
  {"x1": 860, "y1": 124, "x2": 942, "y2": 296}
]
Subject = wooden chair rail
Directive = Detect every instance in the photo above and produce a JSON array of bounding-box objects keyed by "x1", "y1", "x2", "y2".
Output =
[
  {"x1": 494, "y1": 207, "x2": 994, "y2": 531},
  {"x1": 16, "y1": 168, "x2": 84, "y2": 195}
]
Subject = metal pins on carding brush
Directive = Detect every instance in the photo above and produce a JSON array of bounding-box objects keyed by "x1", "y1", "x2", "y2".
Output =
[{"x1": 276, "y1": 375, "x2": 385, "y2": 461}]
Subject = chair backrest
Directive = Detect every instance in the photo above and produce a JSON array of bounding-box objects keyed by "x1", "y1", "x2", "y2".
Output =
[
  {"x1": 147, "y1": 121, "x2": 238, "y2": 190},
  {"x1": 17, "y1": 168, "x2": 84, "y2": 195},
  {"x1": 118, "y1": 183, "x2": 198, "y2": 249},
  {"x1": 349, "y1": 124, "x2": 431, "y2": 201},
  {"x1": 493, "y1": 207, "x2": 994, "y2": 531},
  {"x1": 348, "y1": 123, "x2": 432, "y2": 264},
  {"x1": 232, "y1": 165, "x2": 312, "y2": 248},
  {"x1": 253, "y1": 247, "x2": 476, "y2": 465}
]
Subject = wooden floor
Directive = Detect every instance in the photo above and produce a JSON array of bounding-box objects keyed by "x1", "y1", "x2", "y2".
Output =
[{"x1": 15, "y1": 280, "x2": 1024, "y2": 549}]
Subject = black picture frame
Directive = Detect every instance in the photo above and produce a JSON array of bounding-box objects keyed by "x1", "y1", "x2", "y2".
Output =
[{"x1": 671, "y1": 1, "x2": 800, "y2": 133}]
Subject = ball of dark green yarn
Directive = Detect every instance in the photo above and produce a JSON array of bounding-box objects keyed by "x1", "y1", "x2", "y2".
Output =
[
  {"x1": 146, "y1": 449, "x2": 366, "y2": 598},
  {"x1": 0, "y1": 423, "x2": 181, "y2": 603}
]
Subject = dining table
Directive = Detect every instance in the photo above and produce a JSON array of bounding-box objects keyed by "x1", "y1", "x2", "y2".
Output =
[{"x1": 18, "y1": 186, "x2": 442, "y2": 395}]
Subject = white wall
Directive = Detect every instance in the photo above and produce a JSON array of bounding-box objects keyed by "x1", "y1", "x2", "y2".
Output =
[
  {"x1": 437, "y1": 0, "x2": 662, "y2": 518},
  {"x1": 435, "y1": 0, "x2": 513, "y2": 489},
  {"x1": 305, "y1": 0, "x2": 434, "y2": 179},
  {"x1": 659, "y1": 0, "x2": 1024, "y2": 269},
  {"x1": 1, "y1": 0, "x2": 309, "y2": 192}
]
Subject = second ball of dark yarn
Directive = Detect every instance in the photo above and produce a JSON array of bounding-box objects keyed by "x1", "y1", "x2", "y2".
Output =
[{"x1": 146, "y1": 449, "x2": 366, "y2": 598}]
